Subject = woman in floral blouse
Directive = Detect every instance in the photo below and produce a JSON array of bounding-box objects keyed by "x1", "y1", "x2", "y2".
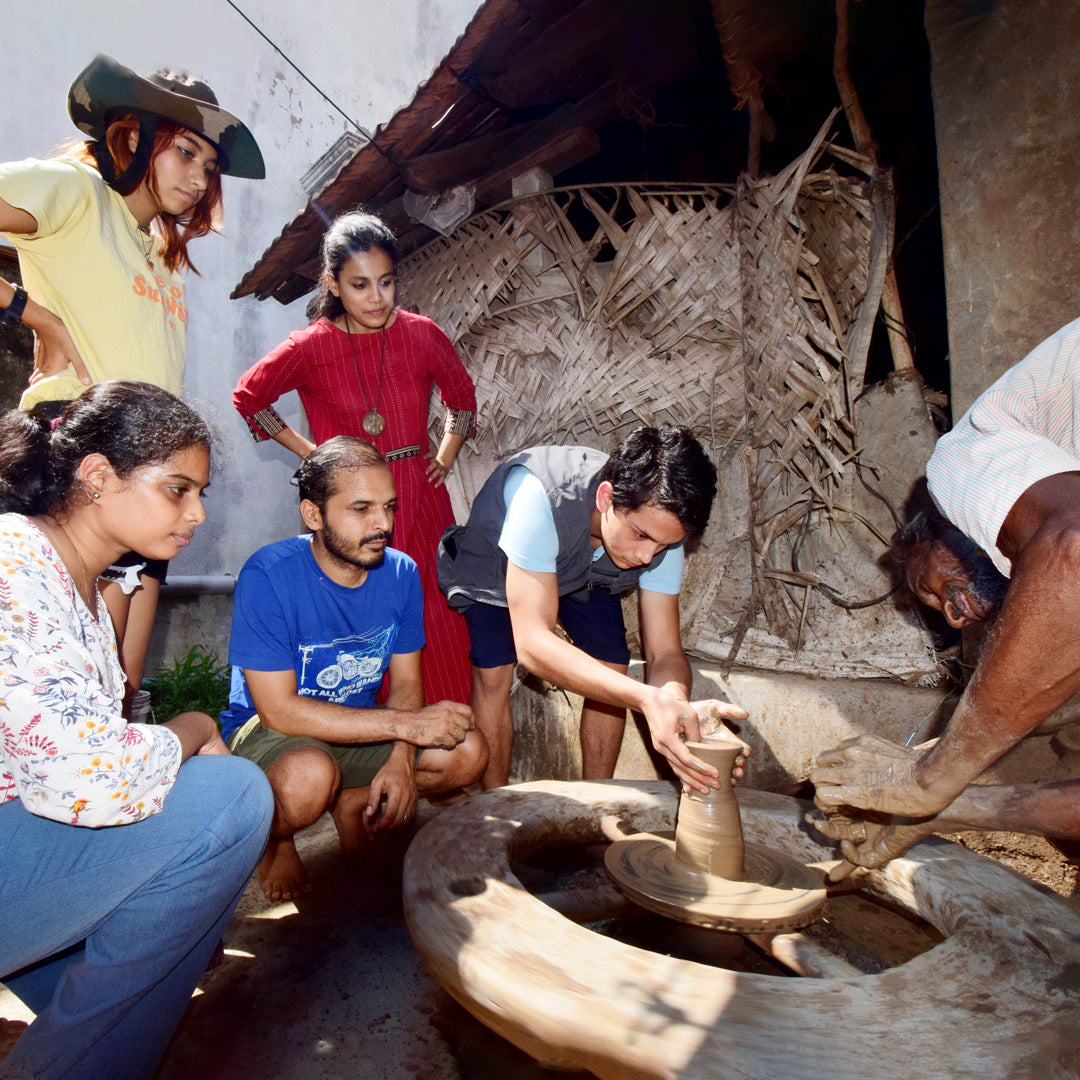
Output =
[{"x1": 0, "y1": 381, "x2": 272, "y2": 1080}]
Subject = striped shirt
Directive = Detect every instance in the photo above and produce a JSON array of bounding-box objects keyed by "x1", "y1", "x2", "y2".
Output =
[{"x1": 927, "y1": 317, "x2": 1080, "y2": 578}]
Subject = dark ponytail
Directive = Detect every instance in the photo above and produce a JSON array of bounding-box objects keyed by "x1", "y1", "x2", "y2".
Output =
[
  {"x1": 306, "y1": 211, "x2": 398, "y2": 323},
  {"x1": 0, "y1": 381, "x2": 213, "y2": 516},
  {"x1": 0, "y1": 408, "x2": 59, "y2": 514}
]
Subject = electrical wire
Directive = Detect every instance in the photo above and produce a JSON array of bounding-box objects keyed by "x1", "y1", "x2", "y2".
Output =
[{"x1": 223, "y1": 0, "x2": 377, "y2": 145}]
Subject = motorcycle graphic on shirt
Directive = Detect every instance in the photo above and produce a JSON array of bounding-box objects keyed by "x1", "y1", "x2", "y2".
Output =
[{"x1": 296, "y1": 625, "x2": 397, "y2": 704}]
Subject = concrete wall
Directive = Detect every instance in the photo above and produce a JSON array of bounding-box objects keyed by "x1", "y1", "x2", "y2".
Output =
[
  {"x1": 926, "y1": 0, "x2": 1080, "y2": 416},
  {"x1": 3, "y1": 0, "x2": 482, "y2": 666}
]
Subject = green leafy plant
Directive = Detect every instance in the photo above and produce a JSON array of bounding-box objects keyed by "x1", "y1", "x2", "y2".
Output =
[{"x1": 142, "y1": 645, "x2": 231, "y2": 723}]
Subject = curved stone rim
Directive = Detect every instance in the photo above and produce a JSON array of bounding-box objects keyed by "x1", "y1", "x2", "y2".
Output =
[{"x1": 403, "y1": 780, "x2": 1080, "y2": 1080}]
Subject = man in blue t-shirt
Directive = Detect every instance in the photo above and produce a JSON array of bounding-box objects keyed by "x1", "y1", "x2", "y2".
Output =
[{"x1": 222, "y1": 438, "x2": 486, "y2": 901}]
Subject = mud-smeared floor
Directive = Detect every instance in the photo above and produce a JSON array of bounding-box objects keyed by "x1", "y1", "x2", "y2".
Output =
[{"x1": 157, "y1": 806, "x2": 589, "y2": 1080}]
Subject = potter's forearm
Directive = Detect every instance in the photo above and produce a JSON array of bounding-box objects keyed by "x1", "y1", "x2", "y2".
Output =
[
  {"x1": 915, "y1": 780, "x2": 1080, "y2": 839},
  {"x1": 919, "y1": 544, "x2": 1080, "y2": 803},
  {"x1": 644, "y1": 649, "x2": 692, "y2": 701}
]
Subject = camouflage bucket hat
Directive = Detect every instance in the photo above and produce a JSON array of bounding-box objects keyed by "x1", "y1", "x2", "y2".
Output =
[{"x1": 67, "y1": 54, "x2": 265, "y2": 179}]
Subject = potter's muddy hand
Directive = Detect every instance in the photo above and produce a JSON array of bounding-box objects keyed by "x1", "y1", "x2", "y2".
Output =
[
  {"x1": 807, "y1": 804, "x2": 937, "y2": 872},
  {"x1": 826, "y1": 855, "x2": 867, "y2": 884},
  {"x1": 806, "y1": 808, "x2": 869, "y2": 883},
  {"x1": 811, "y1": 733, "x2": 944, "y2": 818}
]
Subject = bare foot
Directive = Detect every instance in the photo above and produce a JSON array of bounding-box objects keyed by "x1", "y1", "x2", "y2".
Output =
[
  {"x1": 0, "y1": 1018, "x2": 28, "y2": 1061},
  {"x1": 257, "y1": 836, "x2": 312, "y2": 901},
  {"x1": 332, "y1": 787, "x2": 372, "y2": 862}
]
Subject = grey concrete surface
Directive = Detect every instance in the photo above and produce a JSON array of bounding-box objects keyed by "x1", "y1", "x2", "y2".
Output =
[{"x1": 926, "y1": 0, "x2": 1080, "y2": 416}]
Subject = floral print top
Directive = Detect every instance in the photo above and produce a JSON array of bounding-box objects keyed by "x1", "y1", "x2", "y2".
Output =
[{"x1": 0, "y1": 514, "x2": 181, "y2": 826}]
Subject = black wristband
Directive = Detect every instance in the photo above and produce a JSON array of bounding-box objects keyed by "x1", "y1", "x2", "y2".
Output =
[{"x1": 0, "y1": 285, "x2": 28, "y2": 324}]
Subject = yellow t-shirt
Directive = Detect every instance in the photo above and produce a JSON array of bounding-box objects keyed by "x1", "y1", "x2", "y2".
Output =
[{"x1": 0, "y1": 157, "x2": 187, "y2": 409}]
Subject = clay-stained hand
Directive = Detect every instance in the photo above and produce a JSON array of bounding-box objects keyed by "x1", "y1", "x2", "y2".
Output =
[
  {"x1": 397, "y1": 700, "x2": 474, "y2": 749},
  {"x1": 693, "y1": 699, "x2": 751, "y2": 778},
  {"x1": 812, "y1": 732, "x2": 948, "y2": 818},
  {"x1": 28, "y1": 314, "x2": 91, "y2": 387},
  {"x1": 365, "y1": 754, "x2": 418, "y2": 834},
  {"x1": 641, "y1": 692, "x2": 748, "y2": 794},
  {"x1": 805, "y1": 807, "x2": 938, "y2": 869},
  {"x1": 424, "y1": 452, "x2": 450, "y2": 488}
]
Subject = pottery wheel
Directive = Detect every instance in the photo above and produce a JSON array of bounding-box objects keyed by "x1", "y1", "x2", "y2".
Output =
[{"x1": 605, "y1": 832, "x2": 826, "y2": 933}]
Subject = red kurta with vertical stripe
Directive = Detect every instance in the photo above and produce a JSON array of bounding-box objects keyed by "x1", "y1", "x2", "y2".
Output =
[{"x1": 233, "y1": 310, "x2": 475, "y2": 704}]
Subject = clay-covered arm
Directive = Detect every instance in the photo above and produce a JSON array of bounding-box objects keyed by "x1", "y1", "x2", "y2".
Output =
[
  {"x1": 920, "y1": 475, "x2": 1080, "y2": 789},
  {"x1": 816, "y1": 474, "x2": 1080, "y2": 818},
  {"x1": 809, "y1": 776, "x2": 1080, "y2": 868}
]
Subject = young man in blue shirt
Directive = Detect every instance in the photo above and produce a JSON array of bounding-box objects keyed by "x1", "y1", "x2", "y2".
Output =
[{"x1": 438, "y1": 425, "x2": 746, "y2": 792}]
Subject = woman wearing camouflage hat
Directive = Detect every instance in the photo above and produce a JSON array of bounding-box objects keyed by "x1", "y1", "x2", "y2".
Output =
[{"x1": 0, "y1": 53, "x2": 264, "y2": 704}]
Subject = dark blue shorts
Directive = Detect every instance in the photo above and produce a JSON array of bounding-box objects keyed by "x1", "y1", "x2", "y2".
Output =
[{"x1": 465, "y1": 586, "x2": 630, "y2": 668}]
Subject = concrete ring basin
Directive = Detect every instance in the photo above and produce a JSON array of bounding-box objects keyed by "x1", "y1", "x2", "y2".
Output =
[{"x1": 403, "y1": 780, "x2": 1080, "y2": 1079}]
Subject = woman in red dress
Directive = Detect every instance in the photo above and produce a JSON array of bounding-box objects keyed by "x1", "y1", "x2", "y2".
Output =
[{"x1": 233, "y1": 212, "x2": 475, "y2": 704}]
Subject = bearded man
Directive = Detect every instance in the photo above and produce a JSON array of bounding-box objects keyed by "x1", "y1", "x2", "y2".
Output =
[
  {"x1": 812, "y1": 317, "x2": 1080, "y2": 867},
  {"x1": 220, "y1": 437, "x2": 485, "y2": 899}
]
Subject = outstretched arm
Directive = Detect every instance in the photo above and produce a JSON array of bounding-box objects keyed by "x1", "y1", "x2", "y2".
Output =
[
  {"x1": 507, "y1": 564, "x2": 743, "y2": 792},
  {"x1": 816, "y1": 475, "x2": 1080, "y2": 819},
  {"x1": 638, "y1": 588, "x2": 749, "y2": 778},
  {"x1": 919, "y1": 478, "x2": 1080, "y2": 796}
]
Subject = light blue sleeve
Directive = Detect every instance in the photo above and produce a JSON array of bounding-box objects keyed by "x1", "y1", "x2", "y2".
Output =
[
  {"x1": 638, "y1": 542, "x2": 685, "y2": 595},
  {"x1": 498, "y1": 467, "x2": 559, "y2": 572}
]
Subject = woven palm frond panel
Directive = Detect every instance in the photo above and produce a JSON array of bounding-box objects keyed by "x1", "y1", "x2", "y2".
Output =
[
  {"x1": 403, "y1": 131, "x2": 890, "y2": 671},
  {"x1": 404, "y1": 185, "x2": 744, "y2": 456}
]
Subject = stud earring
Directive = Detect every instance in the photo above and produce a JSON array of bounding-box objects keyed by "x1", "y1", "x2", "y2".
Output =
[{"x1": 91, "y1": 491, "x2": 100, "y2": 500}]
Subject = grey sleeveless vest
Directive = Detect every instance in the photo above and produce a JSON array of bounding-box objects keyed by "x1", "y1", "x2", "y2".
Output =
[{"x1": 437, "y1": 445, "x2": 673, "y2": 610}]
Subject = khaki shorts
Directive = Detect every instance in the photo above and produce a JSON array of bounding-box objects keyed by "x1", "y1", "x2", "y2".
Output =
[{"x1": 228, "y1": 715, "x2": 401, "y2": 789}]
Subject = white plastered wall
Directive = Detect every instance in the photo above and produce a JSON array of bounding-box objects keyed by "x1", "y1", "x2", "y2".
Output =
[{"x1": 2, "y1": 0, "x2": 482, "y2": 628}]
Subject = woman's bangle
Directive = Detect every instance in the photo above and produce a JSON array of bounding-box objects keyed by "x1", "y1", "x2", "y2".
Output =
[{"x1": 0, "y1": 284, "x2": 28, "y2": 324}]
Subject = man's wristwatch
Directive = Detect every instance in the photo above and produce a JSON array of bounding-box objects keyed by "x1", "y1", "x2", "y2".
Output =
[{"x1": 0, "y1": 284, "x2": 28, "y2": 324}]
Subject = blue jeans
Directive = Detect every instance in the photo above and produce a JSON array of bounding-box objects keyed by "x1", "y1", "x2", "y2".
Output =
[{"x1": 0, "y1": 755, "x2": 272, "y2": 1080}]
